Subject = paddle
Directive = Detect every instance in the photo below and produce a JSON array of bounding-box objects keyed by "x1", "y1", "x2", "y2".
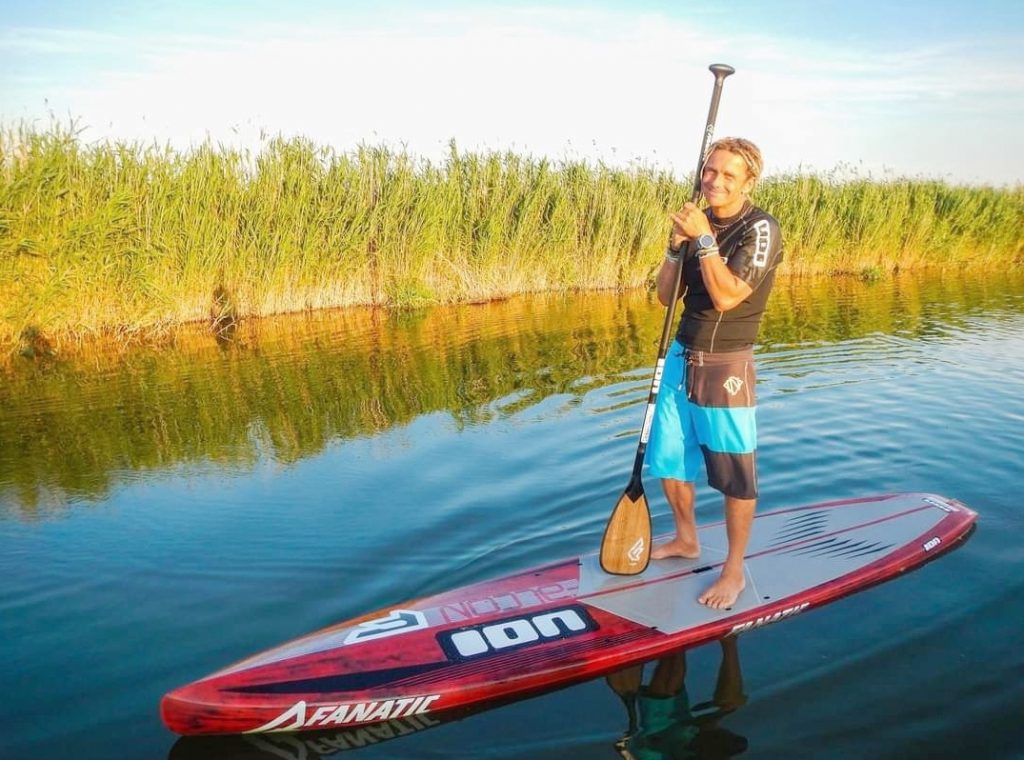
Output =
[{"x1": 599, "y1": 63, "x2": 736, "y2": 575}]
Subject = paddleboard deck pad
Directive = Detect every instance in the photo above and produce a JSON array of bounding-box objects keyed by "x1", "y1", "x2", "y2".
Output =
[{"x1": 161, "y1": 492, "x2": 976, "y2": 735}]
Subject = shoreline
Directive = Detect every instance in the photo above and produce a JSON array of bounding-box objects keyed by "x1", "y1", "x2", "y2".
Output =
[
  {"x1": 3, "y1": 125, "x2": 1022, "y2": 359},
  {"x1": 3, "y1": 266, "x2": 1013, "y2": 365}
]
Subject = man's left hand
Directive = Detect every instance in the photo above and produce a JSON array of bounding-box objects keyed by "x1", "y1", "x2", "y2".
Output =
[{"x1": 670, "y1": 202, "x2": 713, "y2": 247}]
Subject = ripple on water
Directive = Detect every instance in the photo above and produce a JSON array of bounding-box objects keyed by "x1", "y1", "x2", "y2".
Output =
[{"x1": 2, "y1": 276, "x2": 1024, "y2": 759}]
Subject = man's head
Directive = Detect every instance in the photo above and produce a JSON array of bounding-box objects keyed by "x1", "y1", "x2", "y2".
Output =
[
  {"x1": 706, "y1": 138, "x2": 763, "y2": 186},
  {"x1": 700, "y1": 138, "x2": 763, "y2": 214}
]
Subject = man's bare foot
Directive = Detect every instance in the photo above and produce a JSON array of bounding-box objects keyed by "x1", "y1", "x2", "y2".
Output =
[
  {"x1": 651, "y1": 538, "x2": 701, "y2": 560},
  {"x1": 698, "y1": 570, "x2": 745, "y2": 609}
]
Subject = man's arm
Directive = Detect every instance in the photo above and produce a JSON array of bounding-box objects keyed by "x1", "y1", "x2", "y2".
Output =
[
  {"x1": 666, "y1": 201, "x2": 752, "y2": 312},
  {"x1": 656, "y1": 256, "x2": 683, "y2": 306},
  {"x1": 655, "y1": 247, "x2": 750, "y2": 310},
  {"x1": 697, "y1": 254, "x2": 752, "y2": 312}
]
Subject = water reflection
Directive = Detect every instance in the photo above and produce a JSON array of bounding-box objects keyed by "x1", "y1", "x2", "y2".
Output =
[
  {"x1": 608, "y1": 638, "x2": 748, "y2": 759},
  {"x1": 167, "y1": 638, "x2": 750, "y2": 760},
  {"x1": 2, "y1": 271, "x2": 1022, "y2": 516}
]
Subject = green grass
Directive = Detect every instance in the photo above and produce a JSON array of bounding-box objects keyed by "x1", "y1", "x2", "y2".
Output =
[
  {"x1": 2, "y1": 122, "x2": 1022, "y2": 354},
  {"x1": 756, "y1": 172, "x2": 1024, "y2": 272}
]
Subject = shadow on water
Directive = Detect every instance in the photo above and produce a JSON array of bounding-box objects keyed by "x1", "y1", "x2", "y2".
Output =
[
  {"x1": 168, "y1": 637, "x2": 750, "y2": 760},
  {"x1": 2, "y1": 270, "x2": 1023, "y2": 517}
]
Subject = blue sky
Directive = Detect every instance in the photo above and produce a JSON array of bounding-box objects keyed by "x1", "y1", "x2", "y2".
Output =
[{"x1": 2, "y1": 0, "x2": 1022, "y2": 184}]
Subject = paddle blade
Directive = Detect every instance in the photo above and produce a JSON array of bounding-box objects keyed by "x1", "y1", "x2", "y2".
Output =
[{"x1": 599, "y1": 486, "x2": 652, "y2": 575}]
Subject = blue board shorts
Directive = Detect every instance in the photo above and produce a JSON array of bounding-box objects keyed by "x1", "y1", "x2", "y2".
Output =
[{"x1": 645, "y1": 341, "x2": 758, "y2": 500}]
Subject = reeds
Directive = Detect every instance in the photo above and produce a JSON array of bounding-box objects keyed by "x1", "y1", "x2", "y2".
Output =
[
  {"x1": 757, "y1": 172, "x2": 1023, "y2": 274},
  {"x1": 2, "y1": 122, "x2": 1021, "y2": 353}
]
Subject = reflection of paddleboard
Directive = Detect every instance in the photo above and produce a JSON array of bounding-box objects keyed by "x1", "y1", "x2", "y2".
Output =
[{"x1": 162, "y1": 493, "x2": 976, "y2": 736}]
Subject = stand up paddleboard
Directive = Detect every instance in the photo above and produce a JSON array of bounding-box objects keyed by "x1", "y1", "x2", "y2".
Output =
[{"x1": 161, "y1": 493, "x2": 976, "y2": 736}]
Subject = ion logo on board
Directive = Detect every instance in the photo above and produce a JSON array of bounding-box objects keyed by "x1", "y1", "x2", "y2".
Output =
[{"x1": 438, "y1": 605, "x2": 597, "y2": 661}]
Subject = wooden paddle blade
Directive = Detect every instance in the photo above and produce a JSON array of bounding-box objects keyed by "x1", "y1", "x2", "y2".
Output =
[{"x1": 599, "y1": 486, "x2": 652, "y2": 575}]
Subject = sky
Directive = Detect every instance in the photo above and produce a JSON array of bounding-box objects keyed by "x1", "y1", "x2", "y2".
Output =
[{"x1": 2, "y1": 0, "x2": 1023, "y2": 185}]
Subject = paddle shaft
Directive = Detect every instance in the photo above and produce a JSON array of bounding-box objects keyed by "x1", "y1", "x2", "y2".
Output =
[{"x1": 626, "y1": 64, "x2": 735, "y2": 497}]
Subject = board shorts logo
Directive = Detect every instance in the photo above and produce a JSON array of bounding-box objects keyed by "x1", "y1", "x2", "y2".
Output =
[
  {"x1": 723, "y1": 376, "x2": 744, "y2": 396},
  {"x1": 344, "y1": 609, "x2": 429, "y2": 645},
  {"x1": 627, "y1": 537, "x2": 646, "y2": 565},
  {"x1": 438, "y1": 605, "x2": 598, "y2": 661}
]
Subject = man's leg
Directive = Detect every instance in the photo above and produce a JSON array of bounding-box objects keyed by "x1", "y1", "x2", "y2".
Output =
[
  {"x1": 651, "y1": 479, "x2": 700, "y2": 559},
  {"x1": 689, "y1": 351, "x2": 758, "y2": 608},
  {"x1": 698, "y1": 495, "x2": 755, "y2": 609}
]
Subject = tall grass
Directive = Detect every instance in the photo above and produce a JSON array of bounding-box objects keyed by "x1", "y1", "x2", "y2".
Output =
[
  {"x1": 2, "y1": 122, "x2": 1021, "y2": 353},
  {"x1": 757, "y1": 172, "x2": 1023, "y2": 273}
]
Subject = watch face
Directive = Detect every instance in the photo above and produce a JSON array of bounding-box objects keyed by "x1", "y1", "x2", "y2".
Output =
[{"x1": 698, "y1": 234, "x2": 716, "y2": 249}]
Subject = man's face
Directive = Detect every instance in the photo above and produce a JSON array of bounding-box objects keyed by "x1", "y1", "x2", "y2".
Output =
[{"x1": 701, "y1": 150, "x2": 755, "y2": 212}]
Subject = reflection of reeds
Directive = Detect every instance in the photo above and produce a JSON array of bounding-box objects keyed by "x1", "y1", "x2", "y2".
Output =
[
  {"x1": 2, "y1": 123, "x2": 1022, "y2": 352},
  {"x1": 2, "y1": 271, "x2": 1023, "y2": 517}
]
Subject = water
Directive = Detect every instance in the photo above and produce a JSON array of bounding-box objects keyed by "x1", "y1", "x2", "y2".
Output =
[{"x1": 2, "y1": 272, "x2": 1023, "y2": 759}]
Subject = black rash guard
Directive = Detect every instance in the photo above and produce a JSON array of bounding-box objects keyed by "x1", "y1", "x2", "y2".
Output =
[{"x1": 676, "y1": 201, "x2": 784, "y2": 353}]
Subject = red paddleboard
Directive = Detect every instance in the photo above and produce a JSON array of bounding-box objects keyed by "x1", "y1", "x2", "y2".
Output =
[{"x1": 161, "y1": 492, "x2": 976, "y2": 736}]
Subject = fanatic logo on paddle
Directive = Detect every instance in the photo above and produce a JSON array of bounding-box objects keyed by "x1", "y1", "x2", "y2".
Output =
[{"x1": 627, "y1": 537, "x2": 646, "y2": 564}]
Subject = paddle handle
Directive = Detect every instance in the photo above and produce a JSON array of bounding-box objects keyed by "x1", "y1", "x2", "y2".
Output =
[
  {"x1": 629, "y1": 64, "x2": 735, "y2": 483},
  {"x1": 689, "y1": 64, "x2": 736, "y2": 203}
]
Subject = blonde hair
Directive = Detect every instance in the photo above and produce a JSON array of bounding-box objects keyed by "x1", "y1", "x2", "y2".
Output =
[{"x1": 706, "y1": 137, "x2": 763, "y2": 184}]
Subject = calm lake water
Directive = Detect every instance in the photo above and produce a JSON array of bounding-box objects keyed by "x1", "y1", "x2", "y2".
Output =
[{"x1": 2, "y1": 271, "x2": 1023, "y2": 759}]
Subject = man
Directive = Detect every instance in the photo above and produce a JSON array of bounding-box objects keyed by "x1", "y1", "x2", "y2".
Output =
[{"x1": 646, "y1": 137, "x2": 783, "y2": 610}]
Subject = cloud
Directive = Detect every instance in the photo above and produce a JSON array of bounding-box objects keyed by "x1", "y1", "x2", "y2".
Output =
[{"x1": 1, "y1": 6, "x2": 1021, "y2": 183}]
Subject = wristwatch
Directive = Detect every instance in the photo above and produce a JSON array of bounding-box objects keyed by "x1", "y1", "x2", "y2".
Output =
[{"x1": 696, "y1": 233, "x2": 717, "y2": 251}]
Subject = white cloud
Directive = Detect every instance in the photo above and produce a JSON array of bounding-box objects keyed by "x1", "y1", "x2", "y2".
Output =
[{"x1": 1, "y1": 6, "x2": 1021, "y2": 184}]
